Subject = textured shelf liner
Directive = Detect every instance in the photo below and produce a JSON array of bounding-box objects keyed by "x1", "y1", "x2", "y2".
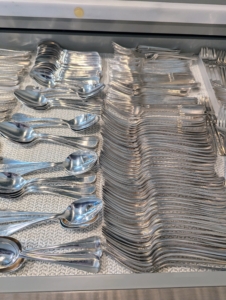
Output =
[{"x1": 0, "y1": 55, "x2": 223, "y2": 277}]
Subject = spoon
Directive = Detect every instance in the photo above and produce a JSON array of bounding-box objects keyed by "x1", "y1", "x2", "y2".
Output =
[
  {"x1": 0, "y1": 196, "x2": 103, "y2": 236},
  {"x1": 29, "y1": 71, "x2": 105, "y2": 98},
  {"x1": 0, "y1": 236, "x2": 101, "y2": 273},
  {"x1": 0, "y1": 172, "x2": 96, "y2": 192},
  {"x1": 14, "y1": 89, "x2": 73, "y2": 107},
  {"x1": 0, "y1": 150, "x2": 98, "y2": 175},
  {"x1": 11, "y1": 113, "x2": 99, "y2": 131},
  {"x1": 0, "y1": 122, "x2": 99, "y2": 149},
  {"x1": 14, "y1": 89, "x2": 102, "y2": 113}
]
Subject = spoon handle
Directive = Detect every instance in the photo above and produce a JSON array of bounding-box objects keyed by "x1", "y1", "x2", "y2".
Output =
[
  {"x1": 18, "y1": 185, "x2": 95, "y2": 200},
  {"x1": 0, "y1": 216, "x2": 55, "y2": 236},
  {"x1": 27, "y1": 184, "x2": 96, "y2": 196},
  {"x1": 38, "y1": 133, "x2": 99, "y2": 150},
  {"x1": 20, "y1": 252, "x2": 100, "y2": 273},
  {"x1": 11, "y1": 113, "x2": 65, "y2": 125},
  {"x1": 27, "y1": 174, "x2": 96, "y2": 185},
  {"x1": 0, "y1": 161, "x2": 61, "y2": 176},
  {"x1": 24, "y1": 236, "x2": 102, "y2": 252}
]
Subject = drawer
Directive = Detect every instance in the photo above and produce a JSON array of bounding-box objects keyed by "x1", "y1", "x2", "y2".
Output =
[{"x1": 0, "y1": 30, "x2": 225, "y2": 300}]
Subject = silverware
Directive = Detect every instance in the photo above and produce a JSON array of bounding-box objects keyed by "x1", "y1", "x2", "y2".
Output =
[
  {"x1": 14, "y1": 89, "x2": 102, "y2": 113},
  {"x1": 0, "y1": 236, "x2": 102, "y2": 273},
  {"x1": 31, "y1": 40, "x2": 103, "y2": 98},
  {"x1": 11, "y1": 113, "x2": 99, "y2": 131},
  {"x1": 0, "y1": 196, "x2": 103, "y2": 235},
  {"x1": 0, "y1": 150, "x2": 98, "y2": 175},
  {"x1": 100, "y1": 42, "x2": 226, "y2": 272},
  {"x1": 0, "y1": 121, "x2": 99, "y2": 149}
]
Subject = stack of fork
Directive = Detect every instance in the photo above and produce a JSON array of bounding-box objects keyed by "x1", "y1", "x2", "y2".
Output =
[
  {"x1": 0, "y1": 48, "x2": 31, "y2": 89},
  {"x1": 0, "y1": 48, "x2": 31, "y2": 119},
  {"x1": 101, "y1": 43, "x2": 226, "y2": 272},
  {"x1": 199, "y1": 47, "x2": 226, "y2": 86}
]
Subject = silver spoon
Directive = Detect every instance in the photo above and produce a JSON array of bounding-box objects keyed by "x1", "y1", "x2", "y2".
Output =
[
  {"x1": 0, "y1": 122, "x2": 99, "y2": 149},
  {"x1": 0, "y1": 150, "x2": 98, "y2": 175},
  {"x1": 0, "y1": 172, "x2": 96, "y2": 192},
  {"x1": 11, "y1": 113, "x2": 99, "y2": 131},
  {"x1": 0, "y1": 236, "x2": 101, "y2": 273},
  {"x1": 0, "y1": 172, "x2": 96, "y2": 196},
  {"x1": 0, "y1": 196, "x2": 103, "y2": 236},
  {"x1": 30, "y1": 71, "x2": 105, "y2": 98}
]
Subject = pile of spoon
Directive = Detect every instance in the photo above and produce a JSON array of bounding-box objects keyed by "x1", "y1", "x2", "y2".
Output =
[
  {"x1": 0, "y1": 149, "x2": 102, "y2": 234},
  {"x1": 14, "y1": 88, "x2": 103, "y2": 114},
  {"x1": 0, "y1": 121, "x2": 99, "y2": 150},
  {"x1": 0, "y1": 236, "x2": 102, "y2": 273},
  {"x1": 10, "y1": 112, "x2": 100, "y2": 131},
  {"x1": 100, "y1": 42, "x2": 226, "y2": 272},
  {"x1": 30, "y1": 41, "x2": 104, "y2": 98}
]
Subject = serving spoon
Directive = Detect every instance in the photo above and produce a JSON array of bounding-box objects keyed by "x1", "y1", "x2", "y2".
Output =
[
  {"x1": 0, "y1": 196, "x2": 103, "y2": 236},
  {"x1": 0, "y1": 236, "x2": 101, "y2": 273},
  {"x1": 0, "y1": 122, "x2": 99, "y2": 149},
  {"x1": 0, "y1": 150, "x2": 98, "y2": 175}
]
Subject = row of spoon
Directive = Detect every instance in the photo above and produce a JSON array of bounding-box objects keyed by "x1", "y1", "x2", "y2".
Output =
[
  {"x1": 30, "y1": 40, "x2": 104, "y2": 98},
  {"x1": 0, "y1": 43, "x2": 105, "y2": 273}
]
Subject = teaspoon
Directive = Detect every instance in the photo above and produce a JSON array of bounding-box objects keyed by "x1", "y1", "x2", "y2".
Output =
[
  {"x1": 0, "y1": 196, "x2": 103, "y2": 236},
  {"x1": 11, "y1": 113, "x2": 99, "y2": 131},
  {"x1": 0, "y1": 236, "x2": 101, "y2": 273},
  {"x1": 0, "y1": 150, "x2": 98, "y2": 176},
  {"x1": 0, "y1": 122, "x2": 99, "y2": 149}
]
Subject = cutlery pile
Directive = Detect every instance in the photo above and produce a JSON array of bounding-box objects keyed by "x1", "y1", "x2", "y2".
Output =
[
  {"x1": 0, "y1": 48, "x2": 31, "y2": 89},
  {"x1": 0, "y1": 42, "x2": 105, "y2": 274},
  {"x1": 101, "y1": 42, "x2": 226, "y2": 272},
  {"x1": 14, "y1": 88, "x2": 103, "y2": 114},
  {"x1": 30, "y1": 41, "x2": 105, "y2": 98},
  {"x1": 0, "y1": 236, "x2": 102, "y2": 273}
]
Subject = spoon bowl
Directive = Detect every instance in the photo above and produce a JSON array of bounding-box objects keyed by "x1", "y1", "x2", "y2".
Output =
[
  {"x1": 61, "y1": 212, "x2": 101, "y2": 229},
  {"x1": 0, "y1": 237, "x2": 24, "y2": 272},
  {"x1": 0, "y1": 122, "x2": 37, "y2": 143},
  {"x1": 14, "y1": 89, "x2": 48, "y2": 106},
  {"x1": 63, "y1": 150, "x2": 98, "y2": 174}
]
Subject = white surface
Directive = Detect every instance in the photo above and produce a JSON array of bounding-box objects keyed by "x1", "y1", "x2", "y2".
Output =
[{"x1": 0, "y1": 1, "x2": 226, "y2": 25}]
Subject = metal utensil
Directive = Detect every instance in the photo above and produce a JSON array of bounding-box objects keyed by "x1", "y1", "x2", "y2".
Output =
[
  {"x1": 0, "y1": 150, "x2": 98, "y2": 175},
  {"x1": 0, "y1": 236, "x2": 101, "y2": 273},
  {"x1": 0, "y1": 121, "x2": 99, "y2": 149},
  {"x1": 11, "y1": 113, "x2": 99, "y2": 131}
]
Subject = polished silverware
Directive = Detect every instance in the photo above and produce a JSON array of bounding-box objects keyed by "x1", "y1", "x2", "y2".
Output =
[
  {"x1": 31, "y1": 40, "x2": 103, "y2": 98},
  {"x1": 14, "y1": 89, "x2": 102, "y2": 113},
  {"x1": 100, "y1": 43, "x2": 226, "y2": 272},
  {"x1": 0, "y1": 150, "x2": 98, "y2": 175},
  {"x1": 0, "y1": 121, "x2": 99, "y2": 149},
  {"x1": 11, "y1": 113, "x2": 99, "y2": 131},
  {"x1": 0, "y1": 196, "x2": 103, "y2": 235},
  {"x1": 0, "y1": 236, "x2": 102, "y2": 273}
]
